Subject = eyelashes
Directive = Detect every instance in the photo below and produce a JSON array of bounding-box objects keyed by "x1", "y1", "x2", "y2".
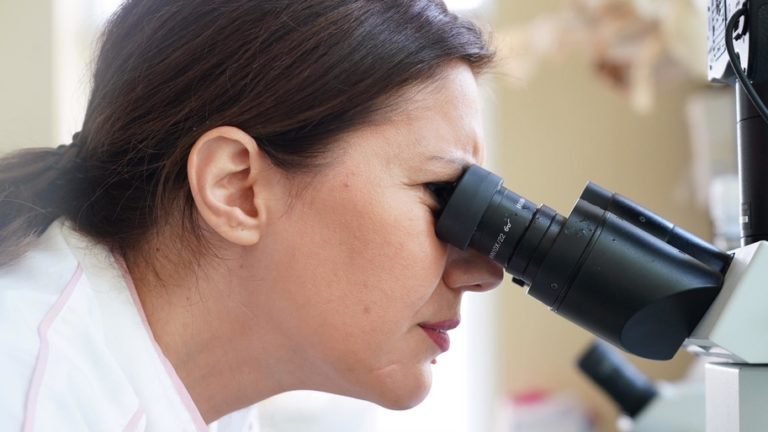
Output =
[{"x1": 425, "y1": 182, "x2": 457, "y2": 217}]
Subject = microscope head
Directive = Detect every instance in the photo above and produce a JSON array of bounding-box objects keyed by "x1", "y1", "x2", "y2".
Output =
[{"x1": 432, "y1": 165, "x2": 731, "y2": 360}]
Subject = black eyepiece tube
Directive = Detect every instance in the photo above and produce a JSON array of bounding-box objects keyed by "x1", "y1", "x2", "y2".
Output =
[
  {"x1": 433, "y1": 165, "x2": 727, "y2": 360},
  {"x1": 578, "y1": 341, "x2": 657, "y2": 418},
  {"x1": 581, "y1": 183, "x2": 732, "y2": 274},
  {"x1": 434, "y1": 167, "x2": 502, "y2": 250}
]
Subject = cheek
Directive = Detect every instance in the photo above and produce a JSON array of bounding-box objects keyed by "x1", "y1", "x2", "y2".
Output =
[
  {"x1": 277, "y1": 188, "x2": 447, "y2": 348},
  {"x1": 262, "y1": 182, "x2": 449, "y2": 405},
  {"x1": 311, "y1": 197, "x2": 445, "y2": 402},
  {"x1": 333, "y1": 196, "x2": 447, "y2": 317}
]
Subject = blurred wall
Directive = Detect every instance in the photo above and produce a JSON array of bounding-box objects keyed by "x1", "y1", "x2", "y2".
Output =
[
  {"x1": 0, "y1": 2, "x2": 54, "y2": 152},
  {"x1": 491, "y1": 2, "x2": 712, "y2": 431}
]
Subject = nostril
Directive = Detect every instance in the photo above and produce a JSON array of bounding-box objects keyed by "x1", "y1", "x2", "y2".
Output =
[
  {"x1": 467, "y1": 280, "x2": 497, "y2": 293},
  {"x1": 484, "y1": 273, "x2": 504, "y2": 292},
  {"x1": 443, "y1": 251, "x2": 505, "y2": 292},
  {"x1": 445, "y1": 278, "x2": 499, "y2": 293}
]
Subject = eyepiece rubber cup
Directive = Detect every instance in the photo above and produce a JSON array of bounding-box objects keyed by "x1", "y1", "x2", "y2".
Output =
[{"x1": 435, "y1": 165, "x2": 503, "y2": 250}]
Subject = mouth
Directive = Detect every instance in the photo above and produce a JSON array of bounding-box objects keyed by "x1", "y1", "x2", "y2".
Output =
[{"x1": 418, "y1": 319, "x2": 460, "y2": 353}]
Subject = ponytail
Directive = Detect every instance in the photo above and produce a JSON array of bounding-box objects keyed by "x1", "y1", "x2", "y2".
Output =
[{"x1": 0, "y1": 135, "x2": 83, "y2": 267}]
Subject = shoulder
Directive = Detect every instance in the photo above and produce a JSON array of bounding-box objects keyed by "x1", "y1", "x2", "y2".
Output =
[{"x1": 0, "y1": 221, "x2": 144, "y2": 431}]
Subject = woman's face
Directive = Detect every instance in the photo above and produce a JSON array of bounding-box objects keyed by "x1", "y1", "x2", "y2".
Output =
[{"x1": 254, "y1": 63, "x2": 503, "y2": 409}]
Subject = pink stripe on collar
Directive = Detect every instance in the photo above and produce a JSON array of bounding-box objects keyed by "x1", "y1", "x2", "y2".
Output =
[
  {"x1": 112, "y1": 252, "x2": 209, "y2": 431},
  {"x1": 24, "y1": 264, "x2": 84, "y2": 432}
]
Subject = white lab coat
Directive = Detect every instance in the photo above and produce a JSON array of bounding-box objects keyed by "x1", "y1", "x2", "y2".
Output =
[{"x1": 0, "y1": 220, "x2": 258, "y2": 431}]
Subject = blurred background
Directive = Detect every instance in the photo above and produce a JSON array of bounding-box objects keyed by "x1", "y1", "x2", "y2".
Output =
[{"x1": 0, "y1": 1, "x2": 739, "y2": 431}]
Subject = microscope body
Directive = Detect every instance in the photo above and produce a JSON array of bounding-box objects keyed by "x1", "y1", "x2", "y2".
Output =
[
  {"x1": 686, "y1": 241, "x2": 768, "y2": 364},
  {"x1": 700, "y1": 0, "x2": 768, "y2": 427},
  {"x1": 592, "y1": 241, "x2": 768, "y2": 432},
  {"x1": 685, "y1": 241, "x2": 768, "y2": 432}
]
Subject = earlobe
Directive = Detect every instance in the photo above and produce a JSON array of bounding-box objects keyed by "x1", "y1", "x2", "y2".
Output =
[{"x1": 187, "y1": 126, "x2": 272, "y2": 246}]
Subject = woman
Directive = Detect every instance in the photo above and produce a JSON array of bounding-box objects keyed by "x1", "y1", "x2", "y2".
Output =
[{"x1": 0, "y1": 0, "x2": 503, "y2": 430}]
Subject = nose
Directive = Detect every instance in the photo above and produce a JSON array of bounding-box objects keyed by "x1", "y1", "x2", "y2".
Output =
[{"x1": 442, "y1": 248, "x2": 504, "y2": 293}]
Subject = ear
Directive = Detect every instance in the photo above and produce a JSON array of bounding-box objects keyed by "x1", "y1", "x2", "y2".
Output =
[{"x1": 187, "y1": 126, "x2": 276, "y2": 246}]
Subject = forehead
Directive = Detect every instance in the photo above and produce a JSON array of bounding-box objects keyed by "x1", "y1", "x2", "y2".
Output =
[
  {"x1": 334, "y1": 63, "x2": 484, "y2": 174},
  {"x1": 392, "y1": 64, "x2": 484, "y2": 165}
]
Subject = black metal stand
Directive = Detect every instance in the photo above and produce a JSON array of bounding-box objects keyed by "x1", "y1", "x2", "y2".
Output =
[{"x1": 735, "y1": 83, "x2": 768, "y2": 246}]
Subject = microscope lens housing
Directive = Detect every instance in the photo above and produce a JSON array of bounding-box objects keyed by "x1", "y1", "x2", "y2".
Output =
[{"x1": 434, "y1": 165, "x2": 732, "y2": 360}]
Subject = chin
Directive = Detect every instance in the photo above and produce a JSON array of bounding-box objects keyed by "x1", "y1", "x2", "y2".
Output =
[
  {"x1": 378, "y1": 391, "x2": 430, "y2": 411},
  {"x1": 369, "y1": 365, "x2": 433, "y2": 410}
]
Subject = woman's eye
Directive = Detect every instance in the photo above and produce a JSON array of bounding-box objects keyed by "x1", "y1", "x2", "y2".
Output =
[{"x1": 424, "y1": 182, "x2": 455, "y2": 215}]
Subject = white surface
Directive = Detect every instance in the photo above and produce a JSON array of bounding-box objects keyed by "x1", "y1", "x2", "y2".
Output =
[
  {"x1": 496, "y1": 393, "x2": 592, "y2": 432},
  {"x1": 686, "y1": 241, "x2": 768, "y2": 363},
  {"x1": 630, "y1": 382, "x2": 705, "y2": 432},
  {"x1": 445, "y1": 0, "x2": 485, "y2": 10},
  {"x1": 0, "y1": 221, "x2": 208, "y2": 431},
  {"x1": 705, "y1": 363, "x2": 768, "y2": 432}
]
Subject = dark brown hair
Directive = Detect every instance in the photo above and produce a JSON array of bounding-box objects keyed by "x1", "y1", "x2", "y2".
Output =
[{"x1": 0, "y1": 0, "x2": 493, "y2": 267}]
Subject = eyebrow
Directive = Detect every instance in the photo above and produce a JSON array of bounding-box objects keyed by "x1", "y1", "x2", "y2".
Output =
[{"x1": 427, "y1": 155, "x2": 472, "y2": 170}]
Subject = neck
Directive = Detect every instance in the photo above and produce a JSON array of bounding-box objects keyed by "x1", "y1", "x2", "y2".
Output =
[{"x1": 123, "y1": 242, "x2": 296, "y2": 423}]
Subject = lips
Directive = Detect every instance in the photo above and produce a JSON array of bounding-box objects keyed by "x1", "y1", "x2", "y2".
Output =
[{"x1": 419, "y1": 319, "x2": 460, "y2": 353}]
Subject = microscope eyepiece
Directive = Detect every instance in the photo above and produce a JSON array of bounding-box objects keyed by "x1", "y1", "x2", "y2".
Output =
[
  {"x1": 435, "y1": 166, "x2": 565, "y2": 287},
  {"x1": 578, "y1": 341, "x2": 657, "y2": 417},
  {"x1": 434, "y1": 166, "x2": 502, "y2": 250}
]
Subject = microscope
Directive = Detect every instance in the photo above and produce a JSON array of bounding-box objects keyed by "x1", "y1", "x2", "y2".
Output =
[{"x1": 429, "y1": 1, "x2": 768, "y2": 430}]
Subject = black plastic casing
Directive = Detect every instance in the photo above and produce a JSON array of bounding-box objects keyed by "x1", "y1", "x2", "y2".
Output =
[
  {"x1": 578, "y1": 341, "x2": 657, "y2": 418},
  {"x1": 531, "y1": 194, "x2": 723, "y2": 360},
  {"x1": 435, "y1": 166, "x2": 731, "y2": 361}
]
